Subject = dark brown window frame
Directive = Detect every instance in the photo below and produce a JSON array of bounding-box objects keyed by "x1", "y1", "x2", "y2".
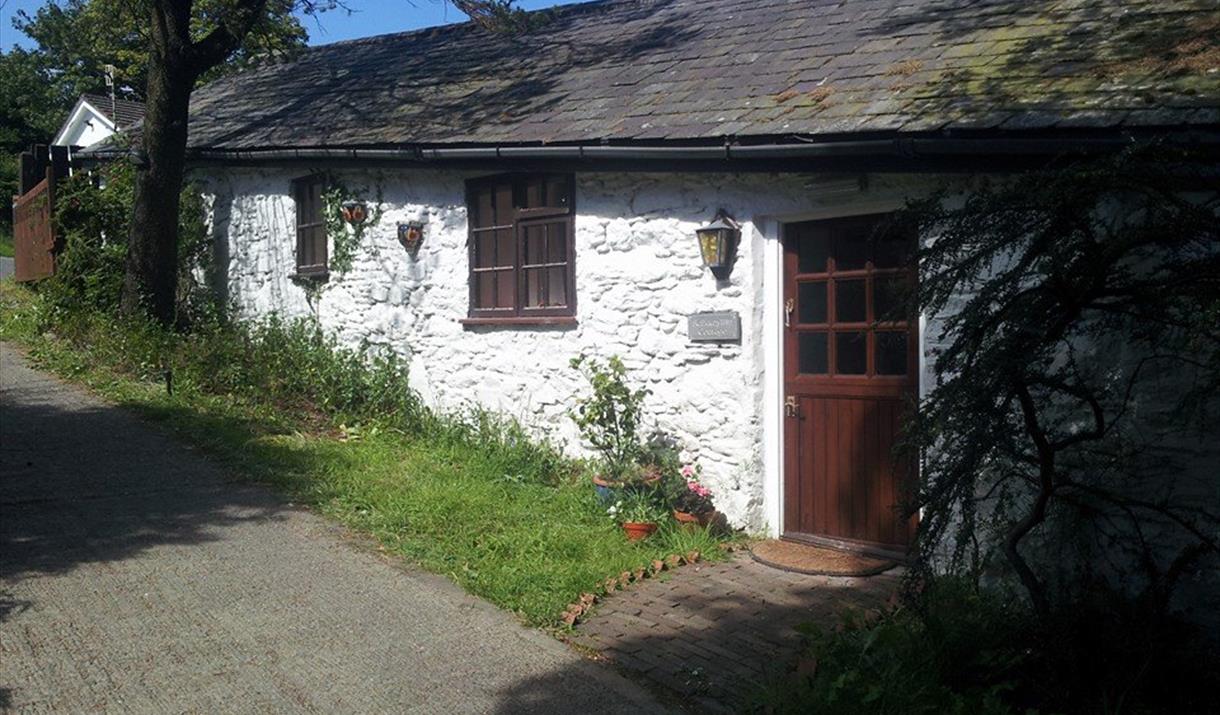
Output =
[
  {"x1": 291, "y1": 174, "x2": 328, "y2": 278},
  {"x1": 463, "y1": 173, "x2": 577, "y2": 325}
]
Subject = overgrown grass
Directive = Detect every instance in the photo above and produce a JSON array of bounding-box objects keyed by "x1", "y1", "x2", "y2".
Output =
[
  {"x1": 0, "y1": 225, "x2": 13, "y2": 258},
  {"x1": 0, "y1": 282, "x2": 732, "y2": 626}
]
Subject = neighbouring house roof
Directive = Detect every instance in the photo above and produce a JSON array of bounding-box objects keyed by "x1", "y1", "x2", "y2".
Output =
[
  {"x1": 178, "y1": 0, "x2": 1218, "y2": 155},
  {"x1": 54, "y1": 94, "x2": 146, "y2": 147},
  {"x1": 81, "y1": 93, "x2": 147, "y2": 129}
]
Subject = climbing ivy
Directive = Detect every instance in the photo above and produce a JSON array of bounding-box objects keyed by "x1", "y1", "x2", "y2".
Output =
[{"x1": 321, "y1": 175, "x2": 384, "y2": 276}]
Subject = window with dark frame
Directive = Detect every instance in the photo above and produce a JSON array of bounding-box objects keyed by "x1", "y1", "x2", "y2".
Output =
[
  {"x1": 792, "y1": 215, "x2": 917, "y2": 378},
  {"x1": 292, "y1": 175, "x2": 328, "y2": 276},
  {"x1": 466, "y1": 173, "x2": 576, "y2": 322}
]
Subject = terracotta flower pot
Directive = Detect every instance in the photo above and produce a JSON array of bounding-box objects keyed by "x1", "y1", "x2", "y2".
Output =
[
  {"x1": 593, "y1": 472, "x2": 662, "y2": 505},
  {"x1": 622, "y1": 522, "x2": 658, "y2": 541},
  {"x1": 673, "y1": 510, "x2": 712, "y2": 528}
]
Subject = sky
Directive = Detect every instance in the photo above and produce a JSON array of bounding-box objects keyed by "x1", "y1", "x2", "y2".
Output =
[{"x1": 0, "y1": 0, "x2": 589, "y2": 51}]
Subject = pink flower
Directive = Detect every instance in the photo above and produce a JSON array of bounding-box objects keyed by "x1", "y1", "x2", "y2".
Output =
[{"x1": 680, "y1": 464, "x2": 695, "y2": 478}]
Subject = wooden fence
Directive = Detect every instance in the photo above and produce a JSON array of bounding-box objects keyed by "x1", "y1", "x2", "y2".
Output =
[{"x1": 12, "y1": 169, "x2": 57, "y2": 282}]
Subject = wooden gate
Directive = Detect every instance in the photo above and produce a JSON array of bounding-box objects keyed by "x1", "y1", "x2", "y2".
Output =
[{"x1": 12, "y1": 169, "x2": 57, "y2": 282}]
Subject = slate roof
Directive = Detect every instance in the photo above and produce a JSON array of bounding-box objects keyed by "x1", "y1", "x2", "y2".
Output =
[
  {"x1": 186, "y1": 0, "x2": 1220, "y2": 151},
  {"x1": 81, "y1": 93, "x2": 146, "y2": 130}
]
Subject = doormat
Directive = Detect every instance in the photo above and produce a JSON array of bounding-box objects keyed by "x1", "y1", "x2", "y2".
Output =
[{"x1": 750, "y1": 539, "x2": 897, "y2": 577}]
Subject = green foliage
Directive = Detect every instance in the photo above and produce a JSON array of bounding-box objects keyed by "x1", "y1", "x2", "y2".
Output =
[
  {"x1": 320, "y1": 176, "x2": 385, "y2": 276},
  {"x1": 45, "y1": 163, "x2": 216, "y2": 323},
  {"x1": 12, "y1": 0, "x2": 308, "y2": 101},
  {"x1": 569, "y1": 355, "x2": 650, "y2": 482},
  {"x1": 181, "y1": 317, "x2": 428, "y2": 431},
  {"x1": 0, "y1": 48, "x2": 63, "y2": 230},
  {"x1": 608, "y1": 491, "x2": 668, "y2": 525},
  {"x1": 0, "y1": 283, "x2": 732, "y2": 626},
  {"x1": 45, "y1": 165, "x2": 133, "y2": 313},
  {"x1": 0, "y1": 225, "x2": 14, "y2": 258},
  {"x1": 0, "y1": 1, "x2": 308, "y2": 233},
  {"x1": 660, "y1": 462, "x2": 715, "y2": 515},
  {"x1": 748, "y1": 576, "x2": 1220, "y2": 715},
  {"x1": 749, "y1": 579, "x2": 1020, "y2": 715},
  {"x1": 896, "y1": 144, "x2": 1220, "y2": 615}
]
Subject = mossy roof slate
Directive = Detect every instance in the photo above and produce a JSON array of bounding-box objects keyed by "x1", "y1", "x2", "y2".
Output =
[{"x1": 185, "y1": 0, "x2": 1220, "y2": 151}]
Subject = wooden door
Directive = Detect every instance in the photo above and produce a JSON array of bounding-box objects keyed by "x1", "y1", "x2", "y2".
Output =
[{"x1": 782, "y1": 214, "x2": 917, "y2": 554}]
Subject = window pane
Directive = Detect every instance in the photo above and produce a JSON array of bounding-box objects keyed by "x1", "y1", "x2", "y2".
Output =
[
  {"x1": 548, "y1": 222, "x2": 567, "y2": 262},
  {"x1": 836, "y1": 331, "x2": 866, "y2": 374},
  {"x1": 835, "y1": 280, "x2": 866, "y2": 323},
  {"x1": 496, "y1": 268, "x2": 515, "y2": 308},
  {"x1": 798, "y1": 231, "x2": 829, "y2": 273},
  {"x1": 311, "y1": 226, "x2": 326, "y2": 265},
  {"x1": 476, "y1": 272, "x2": 497, "y2": 309},
  {"x1": 798, "y1": 281, "x2": 827, "y2": 324},
  {"x1": 475, "y1": 231, "x2": 496, "y2": 268},
  {"x1": 798, "y1": 332, "x2": 828, "y2": 375},
  {"x1": 474, "y1": 187, "x2": 494, "y2": 229},
  {"x1": 524, "y1": 224, "x2": 546, "y2": 265},
  {"x1": 310, "y1": 182, "x2": 322, "y2": 222},
  {"x1": 494, "y1": 184, "x2": 513, "y2": 224},
  {"x1": 524, "y1": 180, "x2": 543, "y2": 210},
  {"x1": 494, "y1": 229, "x2": 515, "y2": 269},
  {"x1": 548, "y1": 267, "x2": 567, "y2": 307},
  {"x1": 835, "y1": 236, "x2": 868, "y2": 270},
  {"x1": 297, "y1": 229, "x2": 309, "y2": 266},
  {"x1": 876, "y1": 331, "x2": 908, "y2": 375},
  {"x1": 525, "y1": 267, "x2": 544, "y2": 307},
  {"x1": 519, "y1": 176, "x2": 571, "y2": 212},
  {"x1": 874, "y1": 275, "x2": 910, "y2": 322}
]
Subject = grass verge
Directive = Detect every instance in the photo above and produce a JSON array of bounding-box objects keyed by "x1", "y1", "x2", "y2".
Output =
[{"x1": 0, "y1": 281, "x2": 733, "y2": 626}]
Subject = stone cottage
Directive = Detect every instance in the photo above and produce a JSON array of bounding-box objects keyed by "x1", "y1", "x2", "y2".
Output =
[{"x1": 109, "y1": 0, "x2": 1219, "y2": 549}]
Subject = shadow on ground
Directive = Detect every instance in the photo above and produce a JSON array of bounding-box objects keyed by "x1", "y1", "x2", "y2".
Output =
[
  {"x1": 495, "y1": 559, "x2": 901, "y2": 713},
  {"x1": 0, "y1": 395, "x2": 296, "y2": 585}
]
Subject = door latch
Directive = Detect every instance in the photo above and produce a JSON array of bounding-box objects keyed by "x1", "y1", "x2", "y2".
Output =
[
  {"x1": 785, "y1": 395, "x2": 799, "y2": 418},
  {"x1": 784, "y1": 298, "x2": 795, "y2": 328}
]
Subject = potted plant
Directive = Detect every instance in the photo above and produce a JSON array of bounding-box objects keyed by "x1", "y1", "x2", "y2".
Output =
[
  {"x1": 570, "y1": 355, "x2": 652, "y2": 504},
  {"x1": 665, "y1": 463, "x2": 716, "y2": 527},
  {"x1": 609, "y1": 492, "x2": 668, "y2": 541}
]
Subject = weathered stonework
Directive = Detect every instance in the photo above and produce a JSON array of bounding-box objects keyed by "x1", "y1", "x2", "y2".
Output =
[{"x1": 200, "y1": 168, "x2": 908, "y2": 530}]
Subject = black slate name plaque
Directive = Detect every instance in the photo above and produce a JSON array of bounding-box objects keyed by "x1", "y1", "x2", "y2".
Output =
[{"x1": 688, "y1": 311, "x2": 741, "y2": 342}]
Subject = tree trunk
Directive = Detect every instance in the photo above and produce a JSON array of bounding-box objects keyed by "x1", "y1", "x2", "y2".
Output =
[{"x1": 122, "y1": 50, "x2": 194, "y2": 324}]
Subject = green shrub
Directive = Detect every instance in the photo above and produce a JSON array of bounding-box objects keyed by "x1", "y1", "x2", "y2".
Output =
[
  {"x1": 569, "y1": 354, "x2": 649, "y2": 481},
  {"x1": 45, "y1": 163, "x2": 218, "y2": 323},
  {"x1": 749, "y1": 578, "x2": 1020, "y2": 715},
  {"x1": 45, "y1": 165, "x2": 132, "y2": 314},
  {"x1": 748, "y1": 576, "x2": 1220, "y2": 715}
]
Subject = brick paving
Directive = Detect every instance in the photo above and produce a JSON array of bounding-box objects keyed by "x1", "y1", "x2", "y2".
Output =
[
  {"x1": 570, "y1": 554, "x2": 901, "y2": 710},
  {"x1": 0, "y1": 344, "x2": 664, "y2": 714}
]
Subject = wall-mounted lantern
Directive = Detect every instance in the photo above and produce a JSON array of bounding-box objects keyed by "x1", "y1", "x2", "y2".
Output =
[
  {"x1": 340, "y1": 200, "x2": 368, "y2": 225},
  {"x1": 398, "y1": 220, "x2": 425, "y2": 254},
  {"x1": 695, "y1": 210, "x2": 741, "y2": 280}
]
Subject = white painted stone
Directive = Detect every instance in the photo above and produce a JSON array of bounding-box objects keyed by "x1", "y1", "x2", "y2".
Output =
[{"x1": 198, "y1": 168, "x2": 936, "y2": 531}]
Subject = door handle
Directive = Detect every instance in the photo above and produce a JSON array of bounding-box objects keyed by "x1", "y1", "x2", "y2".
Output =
[
  {"x1": 785, "y1": 395, "x2": 799, "y2": 418},
  {"x1": 784, "y1": 298, "x2": 794, "y2": 328}
]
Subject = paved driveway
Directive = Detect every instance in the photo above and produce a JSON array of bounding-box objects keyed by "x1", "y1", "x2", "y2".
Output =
[{"x1": 0, "y1": 344, "x2": 665, "y2": 714}]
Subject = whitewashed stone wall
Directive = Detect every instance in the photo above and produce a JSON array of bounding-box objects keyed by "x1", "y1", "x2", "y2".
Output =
[{"x1": 200, "y1": 168, "x2": 919, "y2": 530}]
